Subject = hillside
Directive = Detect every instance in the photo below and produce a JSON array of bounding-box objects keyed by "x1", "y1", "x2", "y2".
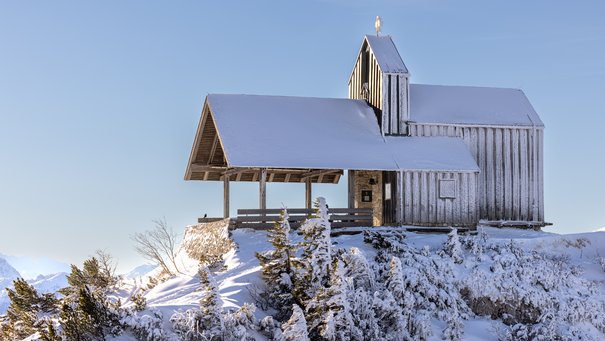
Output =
[
  {"x1": 111, "y1": 220, "x2": 605, "y2": 340},
  {"x1": 3, "y1": 216, "x2": 605, "y2": 340}
]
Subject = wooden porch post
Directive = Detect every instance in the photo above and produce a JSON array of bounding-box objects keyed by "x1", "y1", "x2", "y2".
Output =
[
  {"x1": 348, "y1": 170, "x2": 356, "y2": 209},
  {"x1": 259, "y1": 168, "x2": 267, "y2": 211},
  {"x1": 305, "y1": 178, "x2": 312, "y2": 209},
  {"x1": 223, "y1": 174, "x2": 230, "y2": 218}
]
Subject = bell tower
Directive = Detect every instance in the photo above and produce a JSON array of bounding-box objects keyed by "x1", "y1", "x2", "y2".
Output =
[{"x1": 348, "y1": 34, "x2": 410, "y2": 135}]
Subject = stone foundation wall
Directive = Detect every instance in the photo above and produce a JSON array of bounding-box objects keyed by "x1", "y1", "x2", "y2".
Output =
[{"x1": 353, "y1": 170, "x2": 383, "y2": 226}]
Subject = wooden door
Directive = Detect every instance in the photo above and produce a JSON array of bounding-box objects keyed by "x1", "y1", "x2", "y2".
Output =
[{"x1": 382, "y1": 171, "x2": 398, "y2": 225}]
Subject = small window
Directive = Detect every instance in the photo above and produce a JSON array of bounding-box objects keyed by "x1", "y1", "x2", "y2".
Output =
[
  {"x1": 361, "y1": 190, "x2": 373, "y2": 202},
  {"x1": 439, "y1": 179, "x2": 456, "y2": 199}
]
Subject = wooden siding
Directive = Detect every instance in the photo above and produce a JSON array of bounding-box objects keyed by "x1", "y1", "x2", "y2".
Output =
[
  {"x1": 408, "y1": 123, "x2": 544, "y2": 222},
  {"x1": 348, "y1": 39, "x2": 409, "y2": 135},
  {"x1": 399, "y1": 170, "x2": 479, "y2": 227}
]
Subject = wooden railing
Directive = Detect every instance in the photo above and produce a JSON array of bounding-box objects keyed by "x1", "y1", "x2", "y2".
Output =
[{"x1": 235, "y1": 208, "x2": 373, "y2": 230}]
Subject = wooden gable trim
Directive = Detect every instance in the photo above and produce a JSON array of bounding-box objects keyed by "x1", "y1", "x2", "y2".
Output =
[
  {"x1": 184, "y1": 98, "x2": 209, "y2": 180},
  {"x1": 185, "y1": 99, "x2": 231, "y2": 180}
]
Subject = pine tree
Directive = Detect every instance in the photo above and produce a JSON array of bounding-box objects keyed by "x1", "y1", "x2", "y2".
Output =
[
  {"x1": 442, "y1": 228, "x2": 463, "y2": 264},
  {"x1": 282, "y1": 304, "x2": 310, "y2": 341},
  {"x1": 58, "y1": 257, "x2": 122, "y2": 340},
  {"x1": 198, "y1": 266, "x2": 224, "y2": 339},
  {"x1": 306, "y1": 258, "x2": 355, "y2": 341},
  {"x1": 5, "y1": 278, "x2": 58, "y2": 339},
  {"x1": 256, "y1": 208, "x2": 297, "y2": 319},
  {"x1": 295, "y1": 197, "x2": 333, "y2": 302},
  {"x1": 350, "y1": 287, "x2": 379, "y2": 340},
  {"x1": 372, "y1": 290, "x2": 409, "y2": 341},
  {"x1": 342, "y1": 247, "x2": 375, "y2": 291}
]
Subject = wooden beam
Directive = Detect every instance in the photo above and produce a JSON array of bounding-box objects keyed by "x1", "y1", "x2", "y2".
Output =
[
  {"x1": 223, "y1": 174, "x2": 230, "y2": 218},
  {"x1": 191, "y1": 164, "x2": 227, "y2": 173},
  {"x1": 305, "y1": 178, "x2": 312, "y2": 209},
  {"x1": 333, "y1": 174, "x2": 340, "y2": 184},
  {"x1": 223, "y1": 167, "x2": 250, "y2": 176},
  {"x1": 203, "y1": 171, "x2": 209, "y2": 181},
  {"x1": 268, "y1": 173, "x2": 275, "y2": 182},
  {"x1": 301, "y1": 169, "x2": 343, "y2": 180},
  {"x1": 236, "y1": 172, "x2": 242, "y2": 181},
  {"x1": 207, "y1": 134, "x2": 219, "y2": 165},
  {"x1": 259, "y1": 169, "x2": 267, "y2": 211},
  {"x1": 348, "y1": 170, "x2": 356, "y2": 208},
  {"x1": 285, "y1": 173, "x2": 291, "y2": 183}
]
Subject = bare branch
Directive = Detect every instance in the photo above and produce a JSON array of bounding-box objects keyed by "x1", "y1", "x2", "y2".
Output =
[{"x1": 131, "y1": 218, "x2": 181, "y2": 275}]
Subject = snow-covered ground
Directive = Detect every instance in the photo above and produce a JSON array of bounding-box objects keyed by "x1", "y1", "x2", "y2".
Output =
[{"x1": 111, "y1": 224, "x2": 605, "y2": 340}]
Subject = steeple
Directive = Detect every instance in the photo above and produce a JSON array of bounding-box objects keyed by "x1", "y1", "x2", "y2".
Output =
[{"x1": 348, "y1": 34, "x2": 410, "y2": 135}]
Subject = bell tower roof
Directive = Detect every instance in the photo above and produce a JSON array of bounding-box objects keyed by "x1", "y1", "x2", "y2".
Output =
[{"x1": 364, "y1": 35, "x2": 409, "y2": 74}]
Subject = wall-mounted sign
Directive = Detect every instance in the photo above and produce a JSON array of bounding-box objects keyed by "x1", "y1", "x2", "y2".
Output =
[
  {"x1": 361, "y1": 190, "x2": 373, "y2": 202},
  {"x1": 384, "y1": 183, "x2": 391, "y2": 200}
]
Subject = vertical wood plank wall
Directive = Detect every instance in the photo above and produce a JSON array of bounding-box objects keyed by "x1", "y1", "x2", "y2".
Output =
[
  {"x1": 348, "y1": 41, "x2": 408, "y2": 135},
  {"x1": 400, "y1": 171, "x2": 479, "y2": 227},
  {"x1": 408, "y1": 124, "x2": 544, "y2": 222}
]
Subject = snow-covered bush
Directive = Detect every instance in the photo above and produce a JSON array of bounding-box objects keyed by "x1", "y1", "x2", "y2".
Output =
[
  {"x1": 182, "y1": 218, "x2": 234, "y2": 268},
  {"x1": 364, "y1": 230, "x2": 468, "y2": 340},
  {"x1": 121, "y1": 308, "x2": 168, "y2": 341},
  {"x1": 130, "y1": 291, "x2": 147, "y2": 312},
  {"x1": 282, "y1": 304, "x2": 308, "y2": 341},
  {"x1": 223, "y1": 303, "x2": 257, "y2": 341},
  {"x1": 259, "y1": 315, "x2": 285, "y2": 341},
  {"x1": 462, "y1": 240, "x2": 605, "y2": 336},
  {"x1": 598, "y1": 256, "x2": 605, "y2": 273}
]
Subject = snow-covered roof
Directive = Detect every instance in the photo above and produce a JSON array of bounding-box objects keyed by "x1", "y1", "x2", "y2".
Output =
[
  {"x1": 410, "y1": 84, "x2": 544, "y2": 127},
  {"x1": 206, "y1": 94, "x2": 478, "y2": 172},
  {"x1": 365, "y1": 35, "x2": 409, "y2": 74},
  {"x1": 386, "y1": 137, "x2": 479, "y2": 172}
]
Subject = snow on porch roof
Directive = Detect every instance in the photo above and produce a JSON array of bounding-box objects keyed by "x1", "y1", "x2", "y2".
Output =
[
  {"x1": 206, "y1": 94, "x2": 478, "y2": 172},
  {"x1": 365, "y1": 35, "x2": 409, "y2": 74},
  {"x1": 410, "y1": 84, "x2": 544, "y2": 127}
]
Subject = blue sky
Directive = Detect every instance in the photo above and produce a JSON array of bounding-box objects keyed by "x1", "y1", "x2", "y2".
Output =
[{"x1": 1, "y1": 1, "x2": 604, "y2": 272}]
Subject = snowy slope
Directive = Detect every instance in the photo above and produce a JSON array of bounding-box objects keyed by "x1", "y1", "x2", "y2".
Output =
[{"x1": 110, "y1": 223, "x2": 605, "y2": 340}]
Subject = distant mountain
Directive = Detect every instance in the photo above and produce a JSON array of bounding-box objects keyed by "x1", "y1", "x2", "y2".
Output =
[
  {"x1": 124, "y1": 264, "x2": 157, "y2": 279},
  {"x1": 596, "y1": 227, "x2": 605, "y2": 232},
  {"x1": 0, "y1": 257, "x2": 21, "y2": 314},
  {"x1": 27, "y1": 272, "x2": 68, "y2": 295},
  {"x1": 0, "y1": 253, "x2": 70, "y2": 280}
]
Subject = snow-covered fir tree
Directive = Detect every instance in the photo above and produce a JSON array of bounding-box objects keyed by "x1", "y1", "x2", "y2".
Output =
[
  {"x1": 441, "y1": 228, "x2": 463, "y2": 264},
  {"x1": 442, "y1": 304, "x2": 464, "y2": 341},
  {"x1": 171, "y1": 266, "x2": 225, "y2": 340},
  {"x1": 256, "y1": 208, "x2": 297, "y2": 320},
  {"x1": 371, "y1": 290, "x2": 409, "y2": 340},
  {"x1": 305, "y1": 258, "x2": 358, "y2": 341},
  {"x1": 295, "y1": 197, "x2": 333, "y2": 302},
  {"x1": 342, "y1": 247, "x2": 375, "y2": 291},
  {"x1": 197, "y1": 266, "x2": 224, "y2": 338},
  {"x1": 282, "y1": 304, "x2": 310, "y2": 341}
]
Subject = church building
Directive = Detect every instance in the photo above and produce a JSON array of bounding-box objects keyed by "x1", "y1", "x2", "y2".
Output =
[{"x1": 184, "y1": 31, "x2": 545, "y2": 229}]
